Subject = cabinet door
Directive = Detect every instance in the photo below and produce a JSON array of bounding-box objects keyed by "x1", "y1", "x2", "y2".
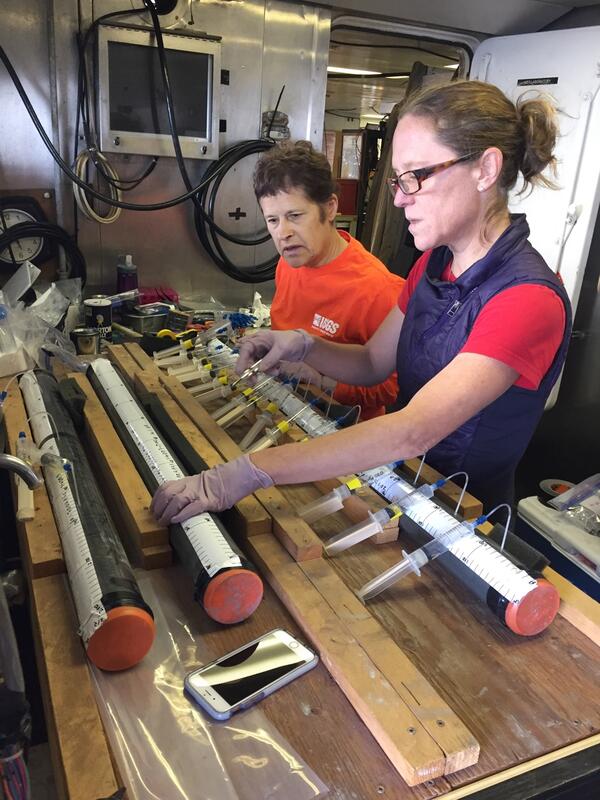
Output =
[{"x1": 472, "y1": 27, "x2": 600, "y2": 317}]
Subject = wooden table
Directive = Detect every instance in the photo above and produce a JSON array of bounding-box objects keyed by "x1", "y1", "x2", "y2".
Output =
[{"x1": 3, "y1": 354, "x2": 600, "y2": 800}]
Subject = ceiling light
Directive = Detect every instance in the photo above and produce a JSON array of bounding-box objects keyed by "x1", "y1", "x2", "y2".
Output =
[
  {"x1": 327, "y1": 66, "x2": 382, "y2": 76},
  {"x1": 442, "y1": 63, "x2": 460, "y2": 69}
]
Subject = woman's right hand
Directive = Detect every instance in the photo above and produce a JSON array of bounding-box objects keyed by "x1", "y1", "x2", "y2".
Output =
[{"x1": 235, "y1": 329, "x2": 314, "y2": 375}]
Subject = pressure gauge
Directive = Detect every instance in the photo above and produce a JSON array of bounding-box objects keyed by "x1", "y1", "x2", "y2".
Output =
[
  {"x1": 0, "y1": 208, "x2": 43, "y2": 263},
  {"x1": 0, "y1": 195, "x2": 54, "y2": 267}
]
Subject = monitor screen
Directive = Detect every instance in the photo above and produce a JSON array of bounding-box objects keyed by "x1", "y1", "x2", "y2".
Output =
[
  {"x1": 98, "y1": 24, "x2": 221, "y2": 160},
  {"x1": 108, "y1": 42, "x2": 210, "y2": 138}
]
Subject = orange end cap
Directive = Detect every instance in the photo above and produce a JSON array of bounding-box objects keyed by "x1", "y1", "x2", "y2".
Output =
[
  {"x1": 203, "y1": 568, "x2": 264, "y2": 625},
  {"x1": 504, "y1": 579, "x2": 560, "y2": 636},
  {"x1": 87, "y1": 606, "x2": 155, "y2": 672}
]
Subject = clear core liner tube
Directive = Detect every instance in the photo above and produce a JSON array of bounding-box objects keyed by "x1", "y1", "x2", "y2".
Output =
[
  {"x1": 89, "y1": 359, "x2": 263, "y2": 625},
  {"x1": 19, "y1": 371, "x2": 155, "y2": 671}
]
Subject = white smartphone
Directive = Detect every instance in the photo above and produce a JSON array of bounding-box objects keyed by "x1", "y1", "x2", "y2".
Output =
[{"x1": 184, "y1": 628, "x2": 318, "y2": 720}]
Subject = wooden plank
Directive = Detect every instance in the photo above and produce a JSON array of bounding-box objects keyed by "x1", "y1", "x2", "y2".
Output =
[
  {"x1": 402, "y1": 459, "x2": 483, "y2": 520},
  {"x1": 3, "y1": 386, "x2": 64, "y2": 577},
  {"x1": 246, "y1": 534, "x2": 449, "y2": 786},
  {"x1": 105, "y1": 343, "x2": 141, "y2": 383},
  {"x1": 133, "y1": 370, "x2": 271, "y2": 538},
  {"x1": 123, "y1": 340, "x2": 157, "y2": 371},
  {"x1": 69, "y1": 373, "x2": 171, "y2": 569},
  {"x1": 29, "y1": 574, "x2": 119, "y2": 800},
  {"x1": 153, "y1": 368, "x2": 324, "y2": 562},
  {"x1": 298, "y1": 556, "x2": 480, "y2": 775},
  {"x1": 441, "y1": 735, "x2": 600, "y2": 799},
  {"x1": 547, "y1": 568, "x2": 600, "y2": 646}
]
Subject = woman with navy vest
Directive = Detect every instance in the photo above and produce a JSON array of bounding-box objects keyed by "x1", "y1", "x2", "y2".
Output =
[{"x1": 151, "y1": 81, "x2": 571, "y2": 525}]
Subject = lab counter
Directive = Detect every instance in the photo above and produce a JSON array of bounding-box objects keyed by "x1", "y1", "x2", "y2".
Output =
[{"x1": 3, "y1": 355, "x2": 600, "y2": 800}]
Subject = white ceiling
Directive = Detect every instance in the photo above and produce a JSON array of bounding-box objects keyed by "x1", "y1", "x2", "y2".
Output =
[
  {"x1": 319, "y1": 0, "x2": 598, "y2": 36},
  {"x1": 326, "y1": 29, "x2": 464, "y2": 120},
  {"x1": 321, "y1": 0, "x2": 600, "y2": 121}
]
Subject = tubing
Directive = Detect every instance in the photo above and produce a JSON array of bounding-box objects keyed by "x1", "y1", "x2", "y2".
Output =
[
  {"x1": 19, "y1": 371, "x2": 155, "y2": 671},
  {"x1": 210, "y1": 338, "x2": 560, "y2": 635}
]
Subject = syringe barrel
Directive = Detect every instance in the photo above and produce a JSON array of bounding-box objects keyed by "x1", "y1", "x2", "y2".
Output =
[
  {"x1": 399, "y1": 514, "x2": 559, "y2": 636},
  {"x1": 211, "y1": 395, "x2": 244, "y2": 420},
  {"x1": 247, "y1": 428, "x2": 281, "y2": 453},
  {"x1": 196, "y1": 384, "x2": 231, "y2": 404},
  {"x1": 300, "y1": 490, "x2": 345, "y2": 524},
  {"x1": 324, "y1": 512, "x2": 382, "y2": 555},
  {"x1": 358, "y1": 548, "x2": 425, "y2": 602},
  {"x1": 239, "y1": 414, "x2": 271, "y2": 451}
]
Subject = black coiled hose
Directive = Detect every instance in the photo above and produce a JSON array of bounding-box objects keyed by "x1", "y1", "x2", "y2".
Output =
[
  {"x1": 0, "y1": 221, "x2": 87, "y2": 284},
  {"x1": 144, "y1": 2, "x2": 278, "y2": 283},
  {"x1": 193, "y1": 139, "x2": 278, "y2": 283}
]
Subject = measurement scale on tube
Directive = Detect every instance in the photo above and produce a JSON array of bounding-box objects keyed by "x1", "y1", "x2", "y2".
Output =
[
  {"x1": 211, "y1": 340, "x2": 539, "y2": 606},
  {"x1": 91, "y1": 359, "x2": 242, "y2": 577},
  {"x1": 19, "y1": 372, "x2": 106, "y2": 643}
]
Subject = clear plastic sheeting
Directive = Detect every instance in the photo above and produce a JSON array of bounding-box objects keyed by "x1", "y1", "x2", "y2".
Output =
[{"x1": 91, "y1": 570, "x2": 327, "y2": 800}]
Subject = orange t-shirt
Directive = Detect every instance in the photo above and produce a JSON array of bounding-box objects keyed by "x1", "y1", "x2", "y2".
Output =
[{"x1": 270, "y1": 231, "x2": 405, "y2": 419}]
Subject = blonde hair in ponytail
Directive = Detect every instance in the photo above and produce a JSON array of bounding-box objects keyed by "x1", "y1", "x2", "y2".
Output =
[{"x1": 398, "y1": 80, "x2": 560, "y2": 236}]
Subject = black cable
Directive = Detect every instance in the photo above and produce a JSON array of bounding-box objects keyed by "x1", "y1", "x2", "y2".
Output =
[
  {"x1": 144, "y1": 1, "x2": 278, "y2": 282},
  {"x1": 192, "y1": 139, "x2": 278, "y2": 283},
  {"x1": 0, "y1": 209, "x2": 19, "y2": 268},
  {"x1": 1, "y1": 6, "x2": 276, "y2": 280},
  {"x1": 75, "y1": 9, "x2": 161, "y2": 191},
  {"x1": 0, "y1": 42, "x2": 229, "y2": 211},
  {"x1": 0, "y1": 222, "x2": 87, "y2": 284},
  {"x1": 266, "y1": 85, "x2": 285, "y2": 139}
]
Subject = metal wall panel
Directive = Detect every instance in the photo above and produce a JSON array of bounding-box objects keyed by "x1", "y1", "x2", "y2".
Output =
[
  {"x1": 75, "y1": 1, "x2": 330, "y2": 306},
  {"x1": 2, "y1": 0, "x2": 330, "y2": 306},
  {"x1": 1, "y1": 1, "x2": 56, "y2": 189}
]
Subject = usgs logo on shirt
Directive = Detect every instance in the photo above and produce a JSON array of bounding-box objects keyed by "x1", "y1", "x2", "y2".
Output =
[{"x1": 312, "y1": 313, "x2": 340, "y2": 336}]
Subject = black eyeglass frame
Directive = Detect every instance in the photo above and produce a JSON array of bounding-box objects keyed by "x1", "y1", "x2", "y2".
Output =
[{"x1": 387, "y1": 153, "x2": 479, "y2": 197}]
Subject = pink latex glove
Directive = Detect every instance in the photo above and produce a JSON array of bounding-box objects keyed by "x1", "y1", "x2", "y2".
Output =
[
  {"x1": 235, "y1": 329, "x2": 314, "y2": 376},
  {"x1": 151, "y1": 455, "x2": 274, "y2": 525}
]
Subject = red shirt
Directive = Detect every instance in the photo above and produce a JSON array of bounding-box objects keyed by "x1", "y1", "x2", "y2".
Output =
[
  {"x1": 398, "y1": 251, "x2": 566, "y2": 390},
  {"x1": 271, "y1": 231, "x2": 405, "y2": 418}
]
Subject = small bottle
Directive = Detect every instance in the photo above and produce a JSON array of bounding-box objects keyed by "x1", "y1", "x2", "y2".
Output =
[{"x1": 116, "y1": 254, "x2": 138, "y2": 293}]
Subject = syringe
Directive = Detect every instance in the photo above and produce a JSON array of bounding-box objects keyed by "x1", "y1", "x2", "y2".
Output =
[
  {"x1": 239, "y1": 408, "x2": 276, "y2": 451},
  {"x1": 194, "y1": 383, "x2": 233, "y2": 405},
  {"x1": 357, "y1": 514, "x2": 488, "y2": 602},
  {"x1": 325, "y1": 503, "x2": 403, "y2": 554},
  {"x1": 188, "y1": 374, "x2": 230, "y2": 396},
  {"x1": 299, "y1": 477, "x2": 362, "y2": 524},
  {"x1": 247, "y1": 401, "x2": 315, "y2": 453},
  {"x1": 323, "y1": 477, "x2": 449, "y2": 554}
]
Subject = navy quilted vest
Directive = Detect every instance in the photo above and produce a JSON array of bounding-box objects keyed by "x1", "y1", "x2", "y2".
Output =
[{"x1": 396, "y1": 214, "x2": 572, "y2": 509}]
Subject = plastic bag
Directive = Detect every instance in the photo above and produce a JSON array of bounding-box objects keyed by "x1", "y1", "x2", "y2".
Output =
[
  {"x1": 549, "y1": 473, "x2": 600, "y2": 536},
  {"x1": 91, "y1": 569, "x2": 327, "y2": 800}
]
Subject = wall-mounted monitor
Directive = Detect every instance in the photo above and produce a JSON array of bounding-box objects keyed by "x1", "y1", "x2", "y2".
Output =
[{"x1": 97, "y1": 23, "x2": 221, "y2": 160}]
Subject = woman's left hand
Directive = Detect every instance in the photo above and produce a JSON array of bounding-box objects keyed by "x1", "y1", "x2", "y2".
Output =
[{"x1": 151, "y1": 455, "x2": 274, "y2": 525}]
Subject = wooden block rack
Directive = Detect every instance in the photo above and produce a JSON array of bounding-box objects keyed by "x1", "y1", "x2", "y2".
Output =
[{"x1": 109, "y1": 341, "x2": 600, "y2": 795}]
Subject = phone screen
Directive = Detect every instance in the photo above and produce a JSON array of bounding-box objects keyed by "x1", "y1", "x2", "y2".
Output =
[{"x1": 188, "y1": 632, "x2": 309, "y2": 706}]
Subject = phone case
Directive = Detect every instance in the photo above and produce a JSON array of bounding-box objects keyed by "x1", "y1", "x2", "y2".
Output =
[{"x1": 184, "y1": 629, "x2": 318, "y2": 720}]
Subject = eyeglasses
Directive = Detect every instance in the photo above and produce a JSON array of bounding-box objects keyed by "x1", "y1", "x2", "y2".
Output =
[{"x1": 387, "y1": 153, "x2": 478, "y2": 197}]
